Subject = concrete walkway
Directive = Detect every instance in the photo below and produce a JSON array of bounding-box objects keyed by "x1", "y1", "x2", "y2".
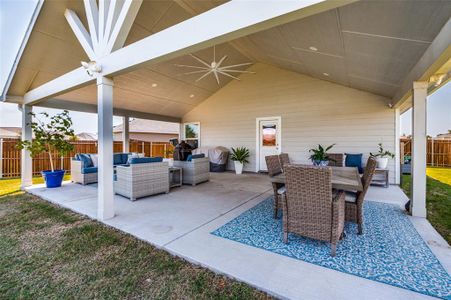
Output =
[{"x1": 26, "y1": 172, "x2": 451, "y2": 300}]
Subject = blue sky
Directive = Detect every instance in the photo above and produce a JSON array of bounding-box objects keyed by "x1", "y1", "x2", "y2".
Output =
[{"x1": 0, "y1": 0, "x2": 449, "y2": 135}]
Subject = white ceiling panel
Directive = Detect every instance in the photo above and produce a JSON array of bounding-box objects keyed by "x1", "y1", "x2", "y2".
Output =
[
  {"x1": 339, "y1": 0, "x2": 451, "y2": 42},
  {"x1": 280, "y1": 9, "x2": 344, "y2": 56}
]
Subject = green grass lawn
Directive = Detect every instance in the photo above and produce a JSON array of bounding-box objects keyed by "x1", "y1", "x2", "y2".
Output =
[
  {"x1": 0, "y1": 178, "x2": 270, "y2": 299},
  {"x1": 401, "y1": 167, "x2": 451, "y2": 244}
]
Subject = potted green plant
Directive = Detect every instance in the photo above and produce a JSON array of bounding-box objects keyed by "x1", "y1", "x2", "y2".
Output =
[
  {"x1": 230, "y1": 147, "x2": 250, "y2": 174},
  {"x1": 370, "y1": 143, "x2": 394, "y2": 169},
  {"x1": 309, "y1": 144, "x2": 335, "y2": 166},
  {"x1": 17, "y1": 110, "x2": 75, "y2": 188}
]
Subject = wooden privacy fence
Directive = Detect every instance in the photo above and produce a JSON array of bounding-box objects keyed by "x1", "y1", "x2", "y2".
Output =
[
  {"x1": 0, "y1": 138, "x2": 174, "y2": 178},
  {"x1": 400, "y1": 138, "x2": 451, "y2": 167}
]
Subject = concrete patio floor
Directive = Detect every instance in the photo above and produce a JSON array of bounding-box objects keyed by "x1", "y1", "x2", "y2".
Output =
[{"x1": 26, "y1": 172, "x2": 451, "y2": 300}]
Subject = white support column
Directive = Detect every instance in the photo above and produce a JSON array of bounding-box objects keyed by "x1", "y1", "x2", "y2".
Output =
[
  {"x1": 411, "y1": 81, "x2": 428, "y2": 218},
  {"x1": 21, "y1": 104, "x2": 33, "y2": 188},
  {"x1": 0, "y1": 138, "x2": 3, "y2": 178},
  {"x1": 97, "y1": 76, "x2": 115, "y2": 220},
  {"x1": 122, "y1": 116, "x2": 129, "y2": 153},
  {"x1": 394, "y1": 108, "x2": 401, "y2": 185}
]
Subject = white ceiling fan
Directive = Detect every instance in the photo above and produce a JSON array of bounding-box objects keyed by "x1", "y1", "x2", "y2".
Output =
[{"x1": 176, "y1": 46, "x2": 255, "y2": 85}]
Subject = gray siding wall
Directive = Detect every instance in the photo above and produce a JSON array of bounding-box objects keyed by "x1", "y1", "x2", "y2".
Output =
[{"x1": 182, "y1": 64, "x2": 397, "y2": 183}]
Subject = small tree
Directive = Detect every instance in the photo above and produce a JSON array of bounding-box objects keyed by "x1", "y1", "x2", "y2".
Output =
[{"x1": 16, "y1": 110, "x2": 75, "y2": 172}]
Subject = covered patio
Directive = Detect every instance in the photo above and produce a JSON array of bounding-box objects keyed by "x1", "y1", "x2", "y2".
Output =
[
  {"x1": 25, "y1": 173, "x2": 450, "y2": 299},
  {"x1": 2, "y1": 0, "x2": 451, "y2": 299}
]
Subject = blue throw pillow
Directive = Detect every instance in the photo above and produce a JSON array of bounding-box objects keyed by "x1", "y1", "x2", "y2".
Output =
[
  {"x1": 113, "y1": 153, "x2": 123, "y2": 165},
  {"x1": 79, "y1": 153, "x2": 93, "y2": 168},
  {"x1": 345, "y1": 153, "x2": 363, "y2": 173},
  {"x1": 129, "y1": 157, "x2": 163, "y2": 164},
  {"x1": 120, "y1": 153, "x2": 129, "y2": 165}
]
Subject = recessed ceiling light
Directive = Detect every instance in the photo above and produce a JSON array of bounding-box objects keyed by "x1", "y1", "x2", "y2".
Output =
[
  {"x1": 309, "y1": 46, "x2": 318, "y2": 51},
  {"x1": 323, "y1": 72, "x2": 330, "y2": 76},
  {"x1": 151, "y1": 83, "x2": 158, "y2": 87},
  {"x1": 189, "y1": 94, "x2": 195, "y2": 98}
]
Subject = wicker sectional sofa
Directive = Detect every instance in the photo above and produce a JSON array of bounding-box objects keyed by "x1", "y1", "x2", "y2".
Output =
[
  {"x1": 173, "y1": 157, "x2": 209, "y2": 186},
  {"x1": 114, "y1": 161, "x2": 169, "y2": 201},
  {"x1": 71, "y1": 153, "x2": 131, "y2": 185}
]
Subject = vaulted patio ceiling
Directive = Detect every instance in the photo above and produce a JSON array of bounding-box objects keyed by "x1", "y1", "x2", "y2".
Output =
[{"x1": 4, "y1": 0, "x2": 451, "y2": 119}]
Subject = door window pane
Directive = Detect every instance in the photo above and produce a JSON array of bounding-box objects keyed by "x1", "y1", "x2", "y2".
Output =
[{"x1": 262, "y1": 124, "x2": 276, "y2": 146}]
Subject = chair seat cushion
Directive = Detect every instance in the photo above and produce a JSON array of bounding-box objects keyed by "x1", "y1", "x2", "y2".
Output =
[
  {"x1": 81, "y1": 166, "x2": 98, "y2": 174},
  {"x1": 345, "y1": 153, "x2": 363, "y2": 173},
  {"x1": 277, "y1": 186, "x2": 286, "y2": 195},
  {"x1": 345, "y1": 191, "x2": 357, "y2": 203}
]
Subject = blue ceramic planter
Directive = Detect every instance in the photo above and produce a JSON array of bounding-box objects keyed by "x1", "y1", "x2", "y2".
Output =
[{"x1": 41, "y1": 170, "x2": 65, "y2": 188}]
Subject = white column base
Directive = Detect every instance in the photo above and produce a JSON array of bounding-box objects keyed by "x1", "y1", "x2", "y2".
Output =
[{"x1": 97, "y1": 76, "x2": 115, "y2": 220}]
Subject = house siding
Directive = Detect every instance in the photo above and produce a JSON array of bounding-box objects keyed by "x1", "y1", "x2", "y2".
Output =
[{"x1": 182, "y1": 64, "x2": 397, "y2": 183}]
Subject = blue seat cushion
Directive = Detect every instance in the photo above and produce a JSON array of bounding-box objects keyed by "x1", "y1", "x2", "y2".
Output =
[
  {"x1": 129, "y1": 157, "x2": 163, "y2": 164},
  {"x1": 81, "y1": 166, "x2": 98, "y2": 174},
  {"x1": 187, "y1": 153, "x2": 205, "y2": 161},
  {"x1": 345, "y1": 153, "x2": 363, "y2": 173},
  {"x1": 78, "y1": 153, "x2": 93, "y2": 168}
]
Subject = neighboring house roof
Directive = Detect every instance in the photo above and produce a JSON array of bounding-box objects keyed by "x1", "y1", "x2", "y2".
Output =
[
  {"x1": 76, "y1": 132, "x2": 97, "y2": 140},
  {"x1": 436, "y1": 133, "x2": 451, "y2": 139},
  {"x1": 0, "y1": 127, "x2": 21, "y2": 138},
  {"x1": 113, "y1": 119, "x2": 179, "y2": 135}
]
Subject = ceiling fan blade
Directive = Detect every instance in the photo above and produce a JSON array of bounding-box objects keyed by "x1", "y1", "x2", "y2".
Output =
[
  {"x1": 189, "y1": 54, "x2": 211, "y2": 68},
  {"x1": 174, "y1": 64, "x2": 209, "y2": 70},
  {"x1": 182, "y1": 70, "x2": 210, "y2": 75},
  {"x1": 218, "y1": 69, "x2": 255, "y2": 74},
  {"x1": 216, "y1": 55, "x2": 228, "y2": 68},
  {"x1": 220, "y1": 62, "x2": 253, "y2": 69},
  {"x1": 196, "y1": 69, "x2": 214, "y2": 82},
  {"x1": 217, "y1": 70, "x2": 240, "y2": 81},
  {"x1": 213, "y1": 70, "x2": 220, "y2": 85}
]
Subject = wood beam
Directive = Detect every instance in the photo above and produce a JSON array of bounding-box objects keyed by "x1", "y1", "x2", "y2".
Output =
[
  {"x1": 37, "y1": 98, "x2": 181, "y2": 123},
  {"x1": 105, "y1": 0, "x2": 143, "y2": 54},
  {"x1": 84, "y1": 0, "x2": 100, "y2": 53},
  {"x1": 24, "y1": 0, "x2": 355, "y2": 105},
  {"x1": 64, "y1": 9, "x2": 96, "y2": 60},
  {"x1": 24, "y1": 67, "x2": 95, "y2": 105}
]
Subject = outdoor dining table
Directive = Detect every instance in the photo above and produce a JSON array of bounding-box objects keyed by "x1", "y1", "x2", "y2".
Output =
[{"x1": 269, "y1": 166, "x2": 363, "y2": 192}]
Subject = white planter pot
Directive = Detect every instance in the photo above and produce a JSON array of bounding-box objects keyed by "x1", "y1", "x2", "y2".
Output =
[
  {"x1": 376, "y1": 157, "x2": 388, "y2": 169},
  {"x1": 234, "y1": 161, "x2": 243, "y2": 174}
]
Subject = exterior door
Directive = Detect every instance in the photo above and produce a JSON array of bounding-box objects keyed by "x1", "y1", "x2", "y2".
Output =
[{"x1": 257, "y1": 117, "x2": 281, "y2": 171}]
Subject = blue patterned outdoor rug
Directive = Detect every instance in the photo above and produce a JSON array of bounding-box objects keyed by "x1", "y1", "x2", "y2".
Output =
[{"x1": 212, "y1": 198, "x2": 451, "y2": 299}]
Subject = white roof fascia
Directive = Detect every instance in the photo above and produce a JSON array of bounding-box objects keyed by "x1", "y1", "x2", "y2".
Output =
[{"x1": 1, "y1": 0, "x2": 44, "y2": 102}]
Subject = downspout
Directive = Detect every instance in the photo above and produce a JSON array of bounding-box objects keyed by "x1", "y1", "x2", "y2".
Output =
[{"x1": 1, "y1": 0, "x2": 44, "y2": 101}]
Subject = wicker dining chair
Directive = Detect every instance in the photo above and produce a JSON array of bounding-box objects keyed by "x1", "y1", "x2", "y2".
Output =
[
  {"x1": 278, "y1": 153, "x2": 290, "y2": 171},
  {"x1": 265, "y1": 155, "x2": 284, "y2": 219},
  {"x1": 327, "y1": 153, "x2": 344, "y2": 167},
  {"x1": 283, "y1": 164, "x2": 345, "y2": 256},
  {"x1": 345, "y1": 156, "x2": 377, "y2": 234}
]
